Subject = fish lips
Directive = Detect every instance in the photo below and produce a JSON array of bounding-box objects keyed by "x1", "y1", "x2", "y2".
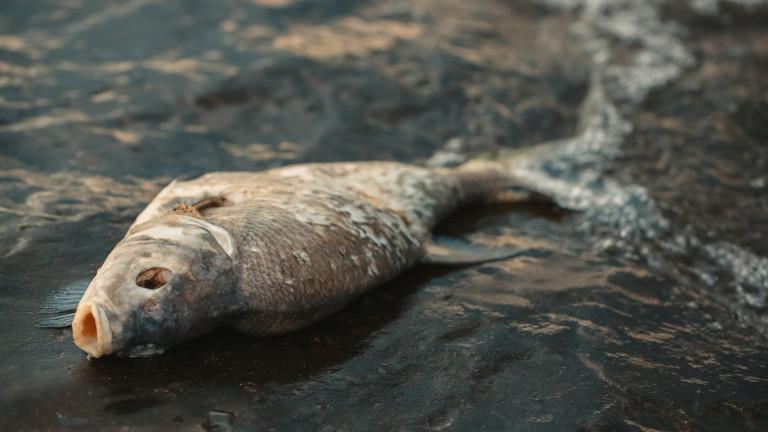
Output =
[
  {"x1": 72, "y1": 302, "x2": 113, "y2": 358},
  {"x1": 72, "y1": 300, "x2": 175, "y2": 358}
]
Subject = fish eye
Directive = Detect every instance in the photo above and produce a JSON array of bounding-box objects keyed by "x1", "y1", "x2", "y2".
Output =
[{"x1": 136, "y1": 267, "x2": 172, "y2": 289}]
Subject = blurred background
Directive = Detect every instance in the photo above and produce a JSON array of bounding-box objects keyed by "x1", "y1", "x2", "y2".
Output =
[{"x1": 1, "y1": 0, "x2": 767, "y2": 430}]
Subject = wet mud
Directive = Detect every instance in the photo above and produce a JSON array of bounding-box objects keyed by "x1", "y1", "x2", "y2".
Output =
[{"x1": 1, "y1": 0, "x2": 767, "y2": 430}]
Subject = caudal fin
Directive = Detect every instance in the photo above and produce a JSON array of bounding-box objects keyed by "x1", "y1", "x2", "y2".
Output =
[{"x1": 448, "y1": 141, "x2": 564, "y2": 203}]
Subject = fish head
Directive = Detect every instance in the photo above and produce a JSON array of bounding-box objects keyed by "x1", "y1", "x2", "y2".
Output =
[{"x1": 72, "y1": 215, "x2": 242, "y2": 357}]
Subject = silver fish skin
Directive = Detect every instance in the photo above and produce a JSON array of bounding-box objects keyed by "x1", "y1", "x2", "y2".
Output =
[{"x1": 71, "y1": 159, "x2": 527, "y2": 357}]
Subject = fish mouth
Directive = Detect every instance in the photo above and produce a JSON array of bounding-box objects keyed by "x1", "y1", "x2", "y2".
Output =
[{"x1": 72, "y1": 303, "x2": 112, "y2": 358}]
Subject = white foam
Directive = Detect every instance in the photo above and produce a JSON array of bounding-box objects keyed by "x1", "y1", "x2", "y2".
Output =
[
  {"x1": 518, "y1": 0, "x2": 768, "y2": 329},
  {"x1": 691, "y1": 0, "x2": 768, "y2": 14}
]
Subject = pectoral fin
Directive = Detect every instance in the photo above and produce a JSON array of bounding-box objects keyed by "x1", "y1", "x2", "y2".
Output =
[
  {"x1": 422, "y1": 236, "x2": 528, "y2": 265},
  {"x1": 37, "y1": 278, "x2": 89, "y2": 328}
]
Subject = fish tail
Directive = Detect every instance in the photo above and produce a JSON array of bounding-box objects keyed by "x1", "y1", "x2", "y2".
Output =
[{"x1": 450, "y1": 144, "x2": 556, "y2": 203}]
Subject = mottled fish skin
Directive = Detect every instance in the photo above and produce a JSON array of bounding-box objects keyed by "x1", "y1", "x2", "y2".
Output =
[{"x1": 72, "y1": 160, "x2": 522, "y2": 357}]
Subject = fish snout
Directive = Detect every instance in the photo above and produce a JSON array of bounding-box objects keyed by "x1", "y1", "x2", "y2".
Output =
[{"x1": 72, "y1": 303, "x2": 113, "y2": 358}]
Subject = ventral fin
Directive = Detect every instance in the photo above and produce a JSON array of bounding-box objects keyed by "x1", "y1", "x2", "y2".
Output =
[
  {"x1": 37, "y1": 278, "x2": 90, "y2": 328},
  {"x1": 422, "y1": 236, "x2": 531, "y2": 265}
]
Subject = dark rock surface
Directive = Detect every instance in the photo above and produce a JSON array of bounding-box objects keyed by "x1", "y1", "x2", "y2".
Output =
[{"x1": 1, "y1": 0, "x2": 767, "y2": 430}]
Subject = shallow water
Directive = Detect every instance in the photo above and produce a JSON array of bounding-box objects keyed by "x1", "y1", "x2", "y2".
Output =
[{"x1": 1, "y1": 0, "x2": 768, "y2": 430}]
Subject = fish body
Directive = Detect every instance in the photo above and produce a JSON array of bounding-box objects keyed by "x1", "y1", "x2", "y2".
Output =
[{"x1": 69, "y1": 160, "x2": 529, "y2": 357}]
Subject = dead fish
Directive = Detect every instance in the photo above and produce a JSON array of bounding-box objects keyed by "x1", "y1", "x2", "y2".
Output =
[{"x1": 40, "y1": 156, "x2": 547, "y2": 357}]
